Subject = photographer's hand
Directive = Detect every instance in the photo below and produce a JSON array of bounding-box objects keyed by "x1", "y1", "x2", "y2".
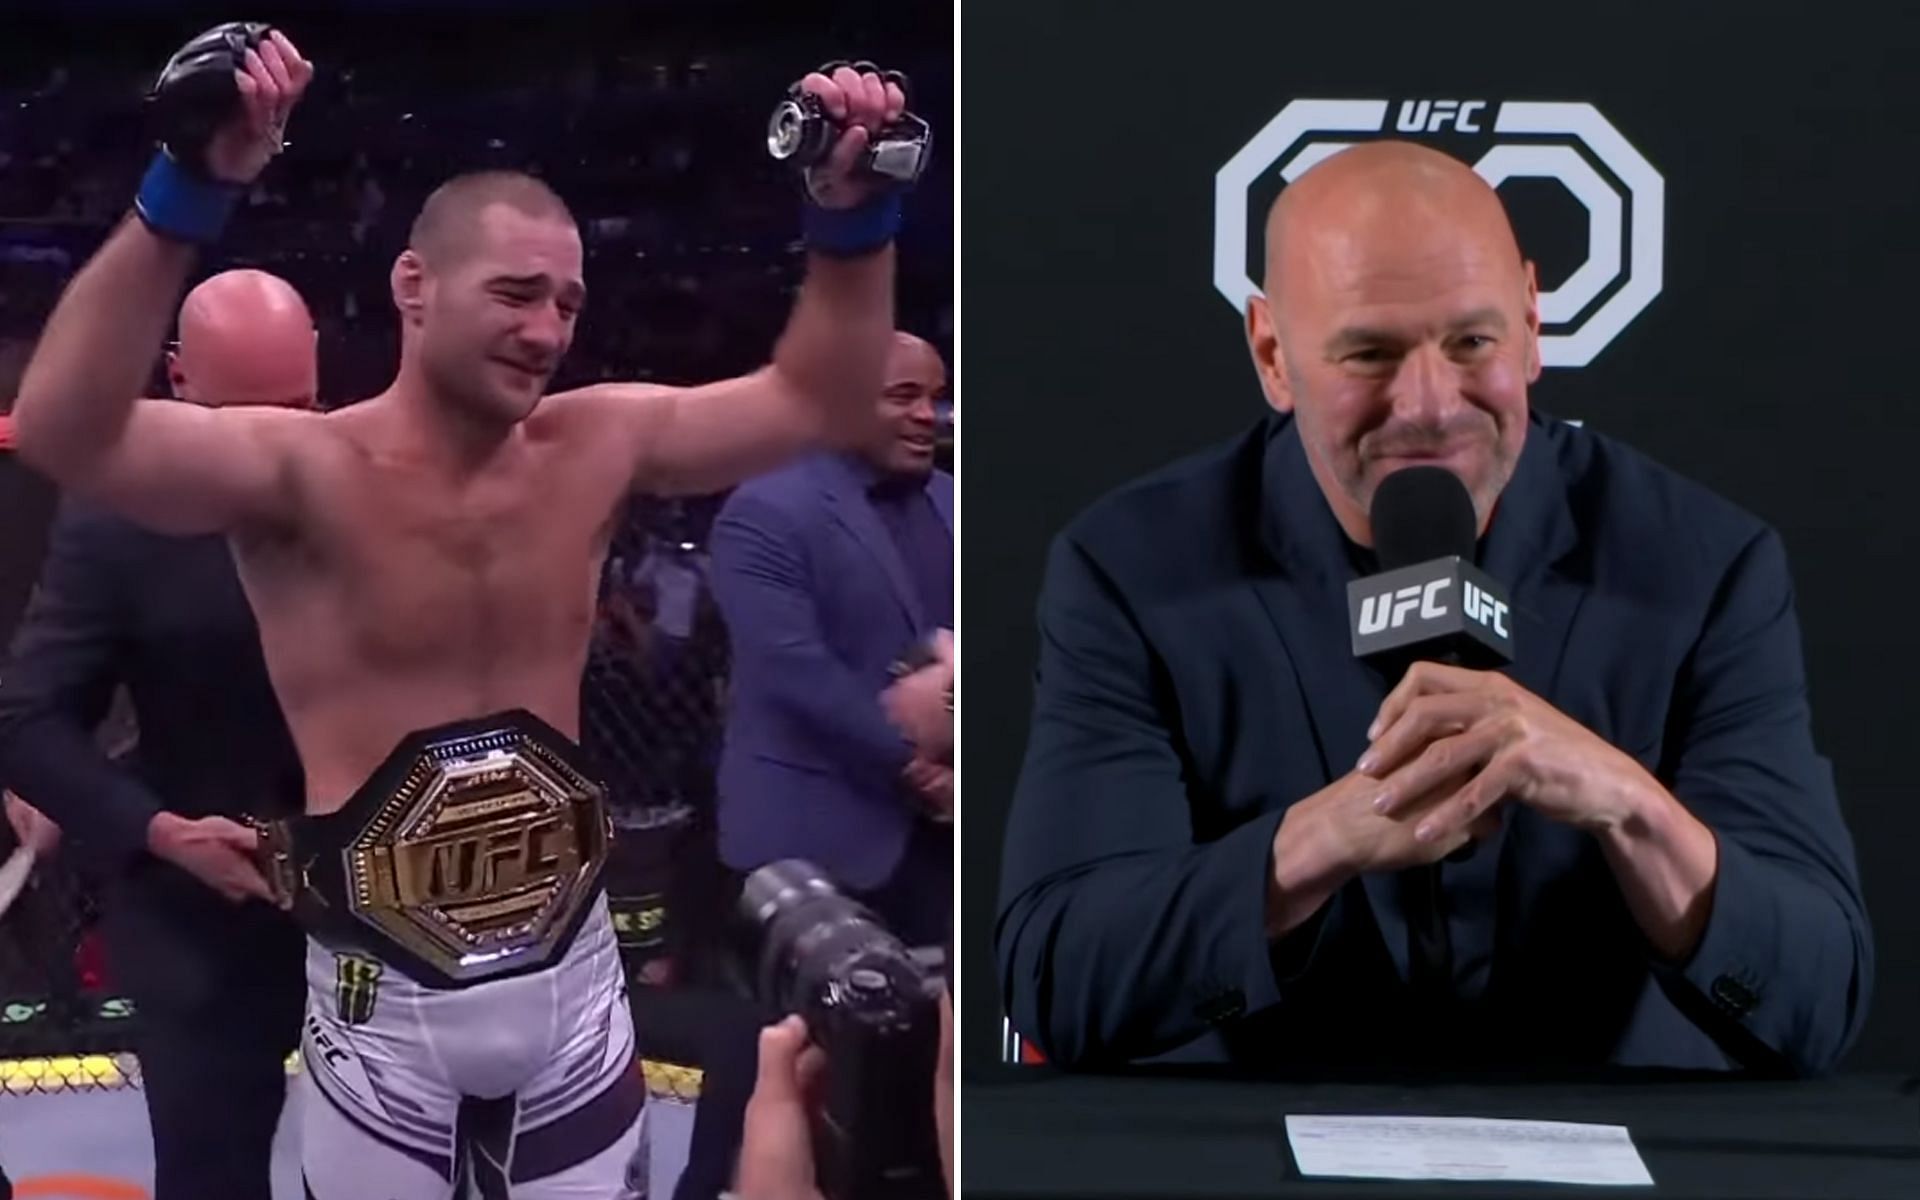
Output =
[
  {"x1": 936, "y1": 990, "x2": 953, "y2": 1197},
  {"x1": 733, "y1": 1015, "x2": 828, "y2": 1200}
]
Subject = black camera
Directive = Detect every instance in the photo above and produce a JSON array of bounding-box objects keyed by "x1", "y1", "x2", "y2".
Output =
[
  {"x1": 736, "y1": 860, "x2": 945, "y2": 1200},
  {"x1": 766, "y1": 60, "x2": 932, "y2": 187}
]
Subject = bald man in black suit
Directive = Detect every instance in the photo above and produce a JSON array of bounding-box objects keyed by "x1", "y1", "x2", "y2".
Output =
[{"x1": 0, "y1": 271, "x2": 317, "y2": 1200}]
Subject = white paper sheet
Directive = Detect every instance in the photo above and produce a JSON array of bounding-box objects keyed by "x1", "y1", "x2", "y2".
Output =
[{"x1": 1285, "y1": 1114, "x2": 1655, "y2": 1186}]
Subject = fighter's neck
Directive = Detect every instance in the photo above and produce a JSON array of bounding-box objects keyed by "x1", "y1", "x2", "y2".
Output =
[{"x1": 370, "y1": 371, "x2": 523, "y2": 478}]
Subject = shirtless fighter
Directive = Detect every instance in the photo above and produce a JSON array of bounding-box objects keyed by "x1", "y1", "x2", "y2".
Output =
[{"x1": 13, "y1": 25, "x2": 920, "y2": 1200}]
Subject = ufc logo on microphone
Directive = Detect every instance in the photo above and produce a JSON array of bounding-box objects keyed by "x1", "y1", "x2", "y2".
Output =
[
  {"x1": 1463, "y1": 580, "x2": 1510, "y2": 637},
  {"x1": 1357, "y1": 579, "x2": 1452, "y2": 635},
  {"x1": 1395, "y1": 99, "x2": 1488, "y2": 134}
]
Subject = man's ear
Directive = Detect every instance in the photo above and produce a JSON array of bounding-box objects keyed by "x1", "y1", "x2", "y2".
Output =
[
  {"x1": 392, "y1": 250, "x2": 428, "y2": 324},
  {"x1": 1246, "y1": 294, "x2": 1296, "y2": 414},
  {"x1": 165, "y1": 350, "x2": 189, "y2": 401},
  {"x1": 1522, "y1": 260, "x2": 1543, "y2": 384}
]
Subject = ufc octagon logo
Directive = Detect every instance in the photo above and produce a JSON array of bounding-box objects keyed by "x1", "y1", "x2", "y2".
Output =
[{"x1": 1213, "y1": 100, "x2": 1664, "y2": 368}]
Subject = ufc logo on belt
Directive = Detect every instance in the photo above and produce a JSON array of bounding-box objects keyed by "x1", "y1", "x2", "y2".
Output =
[{"x1": 394, "y1": 814, "x2": 573, "y2": 907}]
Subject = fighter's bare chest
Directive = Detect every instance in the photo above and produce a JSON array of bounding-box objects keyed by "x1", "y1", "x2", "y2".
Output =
[{"x1": 283, "y1": 459, "x2": 611, "y2": 659}]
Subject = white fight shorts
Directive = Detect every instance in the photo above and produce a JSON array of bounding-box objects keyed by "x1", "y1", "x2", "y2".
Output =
[{"x1": 296, "y1": 898, "x2": 647, "y2": 1199}]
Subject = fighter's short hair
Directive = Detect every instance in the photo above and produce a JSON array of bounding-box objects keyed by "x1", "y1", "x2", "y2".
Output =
[{"x1": 408, "y1": 170, "x2": 576, "y2": 267}]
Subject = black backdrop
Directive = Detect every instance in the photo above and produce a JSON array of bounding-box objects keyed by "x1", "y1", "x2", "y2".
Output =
[{"x1": 960, "y1": 1, "x2": 1920, "y2": 1075}]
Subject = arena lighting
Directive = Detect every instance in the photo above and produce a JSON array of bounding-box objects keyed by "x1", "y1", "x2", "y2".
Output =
[{"x1": 0, "y1": 1054, "x2": 130, "y2": 1093}]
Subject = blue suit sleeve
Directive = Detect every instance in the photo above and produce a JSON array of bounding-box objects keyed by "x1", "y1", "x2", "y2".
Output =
[
  {"x1": 0, "y1": 505, "x2": 162, "y2": 872},
  {"x1": 709, "y1": 492, "x2": 915, "y2": 786},
  {"x1": 996, "y1": 532, "x2": 1337, "y2": 1066},
  {"x1": 1655, "y1": 528, "x2": 1872, "y2": 1075}
]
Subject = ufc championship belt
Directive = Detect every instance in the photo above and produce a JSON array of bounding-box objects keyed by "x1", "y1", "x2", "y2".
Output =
[{"x1": 255, "y1": 710, "x2": 612, "y2": 989}]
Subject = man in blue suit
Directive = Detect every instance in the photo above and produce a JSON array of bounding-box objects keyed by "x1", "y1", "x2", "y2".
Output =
[
  {"x1": 996, "y1": 143, "x2": 1871, "y2": 1074},
  {"x1": 711, "y1": 331, "x2": 954, "y2": 947}
]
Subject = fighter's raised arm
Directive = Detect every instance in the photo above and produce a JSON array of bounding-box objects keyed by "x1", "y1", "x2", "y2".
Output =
[
  {"x1": 558, "y1": 62, "x2": 918, "y2": 497},
  {"x1": 12, "y1": 25, "x2": 315, "y2": 535}
]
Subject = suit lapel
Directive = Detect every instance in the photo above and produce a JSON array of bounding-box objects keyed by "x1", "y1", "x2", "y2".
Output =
[
  {"x1": 818, "y1": 456, "x2": 923, "y2": 630},
  {"x1": 1476, "y1": 415, "x2": 1586, "y2": 987},
  {"x1": 930, "y1": 471, "x2": 954, "y2": 533},
  {"x1": 1481, "y1": 420, "x2": 1585, "y2": 707},
  {"x1": 1244, "y1": 421, "x2": 1414, "y2": 979}
]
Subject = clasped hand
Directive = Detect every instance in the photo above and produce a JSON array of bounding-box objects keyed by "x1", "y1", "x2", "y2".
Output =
[
  {"x1": 793, "y1": 65, "x2": 909, "y2": 210},
  {"x1": 1357, "y1": 661, "x2": 1650, "y2": 850}
]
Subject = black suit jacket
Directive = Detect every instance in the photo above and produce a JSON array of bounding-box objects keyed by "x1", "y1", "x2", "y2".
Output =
[
  {"x1": 0, "y1": 496, "x2": 305, "y2": 1023},
  {"x1": 997, "y1": 412, "x2": 1872, "y2": 1075},
  {"x1": 0, "y1": 452, "x2": 57, "y2": 644}
]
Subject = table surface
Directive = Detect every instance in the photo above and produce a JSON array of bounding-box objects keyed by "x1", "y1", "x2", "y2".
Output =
[{"x1": 962, "y1": 1066, "x2": 1920, "y2": 1199}]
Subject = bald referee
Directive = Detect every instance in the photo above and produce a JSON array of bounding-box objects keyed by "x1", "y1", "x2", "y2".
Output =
[{"x1": 0, "y1": 270, "x2": 316, "y2": 1199}]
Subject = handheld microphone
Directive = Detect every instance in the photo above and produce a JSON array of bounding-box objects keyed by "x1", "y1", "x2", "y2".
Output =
[
  {"x1": 1347, "y1": 466, "x2": 1514, "y2": 668},
  {"x1": 1346, "y1": 466, "x2": 1513, "y2": 989}
]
